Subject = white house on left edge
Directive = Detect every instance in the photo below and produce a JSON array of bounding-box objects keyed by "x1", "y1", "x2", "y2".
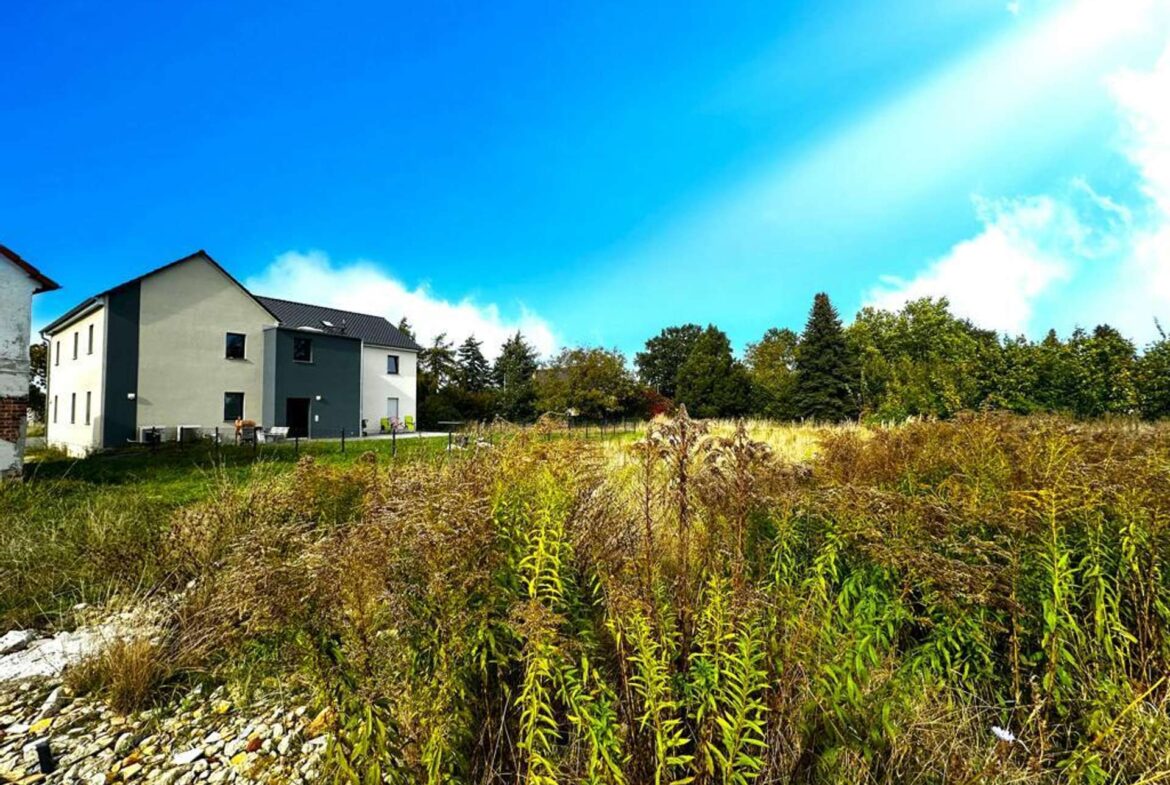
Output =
[
  {"x1": 40, "y1": 250, "x2": 420, "y2": 456},
  {"x1": 1, "y1": 244, "x2": 60, "y2": 478}
]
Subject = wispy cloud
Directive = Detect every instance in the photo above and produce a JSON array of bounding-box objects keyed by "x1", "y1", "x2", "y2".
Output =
[
  {"x1": 245, "y1": 251, "x2": 559, "y2": 359},
  {"x1": 865, "y1": 196, "x2": 1073, "y2": 334},
  {"x1": 867, "y1": 15, "x2": 1170, "y2": 342}
]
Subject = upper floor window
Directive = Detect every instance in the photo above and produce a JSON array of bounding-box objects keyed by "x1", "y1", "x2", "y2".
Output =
[
  {"x1": 293, "y1": 337, "x2": 313, "y2": 363},
  {"x1": 88, "y1": 324, "x2": 94, "y2": 355},
  {"x1": 387, "y1": 354, "x2": 400, "y2": 374},
  {"x1": 225, "y1": 332, "x2": 246, "y2": 360},
  {"x1": 73, "y1": 332, "x2": 79, "y2": 360},
  {"x1": 55, "y1": 341, "x2": 60, "y2": 365}
]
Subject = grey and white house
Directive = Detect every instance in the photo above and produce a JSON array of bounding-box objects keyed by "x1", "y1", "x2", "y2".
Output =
[
  {"x1": 41, "y1": 251, "x2": 420, "y2": 456},
  {"x1": 1, "y1": 244, "x2": 60, "y2": 477}
]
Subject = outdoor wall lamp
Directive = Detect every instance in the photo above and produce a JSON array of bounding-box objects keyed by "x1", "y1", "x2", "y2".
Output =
[
  {"x1": 315, "y1": 395, "x2": 322, "y2": 401},
  {"x1": 127, "y1": 393, "x2": 136, "y2": 400}
]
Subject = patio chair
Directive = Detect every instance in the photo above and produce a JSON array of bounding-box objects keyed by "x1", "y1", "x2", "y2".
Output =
[{"x1": 404, "y1": 415, "x2": 415, "y2": 432}]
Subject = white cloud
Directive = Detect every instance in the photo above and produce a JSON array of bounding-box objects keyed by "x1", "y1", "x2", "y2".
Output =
[
  {"x1": 865, "y1": 196, "x2": 1073, "y2": 334},
  {"x1": 245, "y1": 251, "x2": 558, "y2": 359},
  {"x1": 867, "y1": 26, "x2": 1170, "y2": 342}
]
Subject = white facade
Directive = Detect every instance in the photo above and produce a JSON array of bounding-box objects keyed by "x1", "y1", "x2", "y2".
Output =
[
  {"x1": 1, "y1": 260, "x2": 37, "y2": 475},
  {"x1": 360, "y1": 344, "x2": 418, "y2": 432},
  {"x1": 45, "y1": 306, "x2": 106, "y2": 457},
  {"x1": 135, "y1": 256, "x2": 274, "y2": 432}
]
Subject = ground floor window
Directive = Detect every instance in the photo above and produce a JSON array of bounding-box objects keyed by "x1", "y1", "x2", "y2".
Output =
[
  {"x1": 70, "y1": 393, "x2": 76, "y2": 424},
  {"x1": 53, "y1": 395, "x2": 58, "y2": 423},
  {"x1": 224, "y1": 392, "x2": 245, "y2": 421},
  {"x1": 85, "y1": 391, "x2": 92, "y2": 425}
]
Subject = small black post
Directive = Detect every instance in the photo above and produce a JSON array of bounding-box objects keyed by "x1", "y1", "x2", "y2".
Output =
[
  {"x1": 341, "y1": 427, "x2": 346, "y2": 453},
  {"x1": 448, "y1": 430, "x2": 453, "y2": 451},
  {"x1": 294, "y1": 436, "x2": 300, "y2": 456},
  {"x1": 214, "y1": 427, "x2": 220, "y2": 460},
  {"x1": 36, "y1": 740, "x2": 56, "y2": 774},
  {"x1": 391, "y1": 427, "x2": 397, "y2": 457}
]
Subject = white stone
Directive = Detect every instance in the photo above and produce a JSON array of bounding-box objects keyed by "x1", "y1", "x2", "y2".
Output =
[
  {"x1": 173, "y1": 747, "x2": 204, "y2": 766},
  {"x1": 0, "y1": 630, "x2": 36, "y2": 656}
]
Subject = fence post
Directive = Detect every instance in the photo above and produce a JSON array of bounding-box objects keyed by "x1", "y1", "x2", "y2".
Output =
[
  {"x1": 392, "y1": 428, "x2": 396, "y2": 457},
  {"x1": 294, "y1": 436, "x2": 299, "y2": 456},
  {"x1": 341, "y1": 427, "x2": 346, "y2": 453}
]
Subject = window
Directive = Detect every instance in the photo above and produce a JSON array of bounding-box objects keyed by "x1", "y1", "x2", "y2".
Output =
[
  {"x1": 55, "y1": 341, "x2": 60, "y2": 366},
  {"x1": 70, "y1": 393, "x2": 76, "y2": 424},
  {"x1": 293, "y1": 337, "x2": 313, "y2": 363},
  {"x1": 73, "y1": 332, "x2": 79, "y2": 360},
  {"x1": 223, "y1": 392, "x2": 245, "y2": 421},
  {"x1": 387, "y1": 354, "x2": 400, "y2": 374},
  {"x1": 225, "y1": 332, "x2": 246, "y2": 360},
  {"x1": 88, "y1": 324, "x2": 94, "y2": 355},
  {"x1": 85, "y1": 392, "x2": 92, "y2": 425},
  {"x1": 53, "y1": 396, "x2": 58, "y2": 424}
]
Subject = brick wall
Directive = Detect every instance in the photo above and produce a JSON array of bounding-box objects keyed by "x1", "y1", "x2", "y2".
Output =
[{"x1": 0, "y1": 395, "x2": 28, "y2": 443}]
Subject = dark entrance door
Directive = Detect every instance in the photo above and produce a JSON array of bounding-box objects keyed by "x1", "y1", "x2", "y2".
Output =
[{"x1": 286, "y1": 397, "x2": 311, "y2": 438}]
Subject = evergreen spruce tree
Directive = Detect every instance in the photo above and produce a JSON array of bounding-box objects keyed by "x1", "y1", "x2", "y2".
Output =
[
  {"x1": 794, "y1": 292, "x2": 858, "y2": 421},
  {"x1": 396, "y1": 317, "x2": 417, "y2": 342},
  {"x1": 456, "y1": 335, "x2": 492, "y2": 392},
  {"x1": 492, "y1": 332, "x2": 540, "y2": 421}
]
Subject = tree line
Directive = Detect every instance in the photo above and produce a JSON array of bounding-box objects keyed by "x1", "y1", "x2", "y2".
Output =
[{"x1": 392, "y1": 298, "x2": 1170, "y2": 427}]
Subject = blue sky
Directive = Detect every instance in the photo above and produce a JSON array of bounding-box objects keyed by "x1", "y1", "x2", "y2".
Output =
[{"x1": 6, "y1": 0, "x2": 1170, "y2": 357}]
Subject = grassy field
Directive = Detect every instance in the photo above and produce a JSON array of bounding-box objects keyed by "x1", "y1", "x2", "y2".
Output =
[{"x1": 4, "y1": 414, "x2": 1170, "y2": 783}]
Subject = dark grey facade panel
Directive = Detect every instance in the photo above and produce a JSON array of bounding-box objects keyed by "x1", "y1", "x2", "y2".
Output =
[
  {"x1": 102, "y1": 283, "x2": 141, "y2": 447},
  {"x1": 268, "y1": 329, "x2": 362, "y2": 438}
]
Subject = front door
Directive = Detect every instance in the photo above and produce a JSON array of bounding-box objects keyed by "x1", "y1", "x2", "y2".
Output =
[{"x1": 286, "y1": 397, "x2": 311, "y2": 438}]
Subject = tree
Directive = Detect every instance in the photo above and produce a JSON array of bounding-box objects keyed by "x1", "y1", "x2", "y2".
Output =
[
  {"x1": 674, "y1": 325, "x2": 752, "y2": 418},
  {"x1": 635, "y1": 324, "x2": 703, "y2": 398},
  {"x1": 28, "y1": 343, "x2": 47, "y2": 421},
  {"x1": 1138, "y1": 325, "x2": 1170, "y2": 419},
  {"x1": 493, "y1": 332, "x2": 540, "y2": 422},
  {"x1": 744, "y1": 328, "x2": 798, "y2": 419},
  {"x1": 846, "y1": 298, "x2": 995, "y2": 419},
  {"x1": 534, "y1": 347, "x2": 639, "y2": 420},
  {"x1": 456, "y1": 335, "x2": 492, "y2": 393},
  {"x1": 396, "y1": 317, "x2": 417, "y2": 342},
  {"x1": 419, "y1": 333, "x2": 458, "y2": 388},
  {"x1": 794, "y1": 293, "x2": 858, "y2": 421}
]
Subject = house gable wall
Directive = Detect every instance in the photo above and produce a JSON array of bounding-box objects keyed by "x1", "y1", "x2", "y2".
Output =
[
  {"x1": 135, "y1": 254, "x2": 275, "y2": 433},
  {"x1": 0, "y1": 260, "x2": 36, "y2": 476}
]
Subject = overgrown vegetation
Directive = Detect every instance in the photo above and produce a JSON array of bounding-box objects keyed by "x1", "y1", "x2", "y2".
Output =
[{"x1": 10, "y1": 413, "x2": 1168, "y2": 781}]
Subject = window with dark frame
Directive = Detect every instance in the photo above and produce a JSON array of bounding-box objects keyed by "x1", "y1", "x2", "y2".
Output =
[
  {"x1": 88, "y1": 324, "x2": 94, "y2": 354},
  {"x1": 55, "y1": 341, "x2": 60, "y2": 365},
  {"x1": 225, "y1": 332, "x2": 246, "y2": 360},
  {"x1": 293, "y1": 337, "x2": 313, "y2": 363},
  {"x1": 53, "y1": 396, "x2": 58, "y2": 423},
  {"x1": 223, "y1": 392, "x2": 245, "y2": 421},
  {"x1": 70, "y1": 393, "x2": 76, "y2": 424},
  {"x1": 73, "y1": 332, "x2": 78, "y2": 359},
  {"x1": 387, "y1": 354, "x2": 399, "y2": 374},
  {"x1": 85, "y1": 391, "x2": 92, "y2": 425}
]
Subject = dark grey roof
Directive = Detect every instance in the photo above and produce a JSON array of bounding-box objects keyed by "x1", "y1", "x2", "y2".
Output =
[{"x1": 255, "y1": 296, "x2": 422, "y2": 351}]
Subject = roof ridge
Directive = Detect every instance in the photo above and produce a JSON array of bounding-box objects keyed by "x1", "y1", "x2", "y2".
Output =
[{"x1": 254, "y1": 294, "x2": 396, "y2": 323}]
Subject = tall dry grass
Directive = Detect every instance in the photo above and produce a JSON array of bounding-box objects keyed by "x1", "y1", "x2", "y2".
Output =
[{"x1": 118, "y1": 413, "x2": 1170, "y2": 782}]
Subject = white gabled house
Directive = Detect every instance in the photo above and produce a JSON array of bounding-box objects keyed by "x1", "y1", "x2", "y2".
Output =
[
  {"x1": 1, "y1": 244, "x2": 60, "y2": 477},
  {"x1": 41, "y1": 251, "x2": 420, "y2": 456}
]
